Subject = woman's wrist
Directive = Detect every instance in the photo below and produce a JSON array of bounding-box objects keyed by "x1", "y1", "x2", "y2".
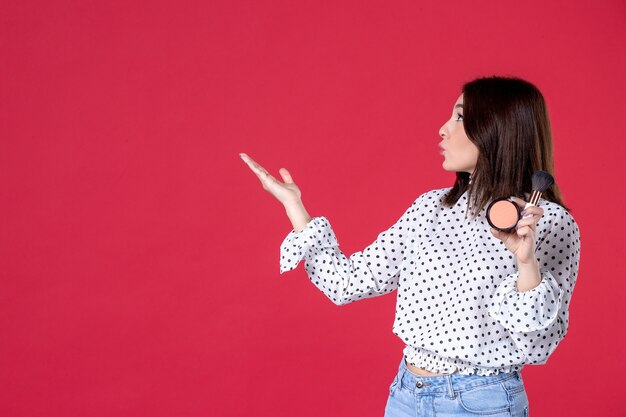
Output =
[
  {"x1": 284, "y1": 200, "x2": 312, "y2": 233},
  {"x1": 515, "y1": 257, "x2": 541, "y2": 292}
]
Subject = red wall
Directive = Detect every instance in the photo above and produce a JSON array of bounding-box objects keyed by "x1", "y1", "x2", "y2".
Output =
[{"x1": 1, "y1": 1, "x2": 624, "y2": 416}]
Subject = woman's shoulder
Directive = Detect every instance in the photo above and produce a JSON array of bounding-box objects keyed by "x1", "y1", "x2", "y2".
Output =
[
  {"x1": 536, "y1": 198, "x2": 580, "y2": 236},
  {"x1": 538, "y1": 198, "x2": 576, "y2": 220},
  {"x1": 404, "y1": 187, "x2": 451, "y2": 211},
  {"x1": 406, "y1": 187, "x2": 454, "y2": 211},
  {"x1": 415, "y1": 186, "x2": 453, "y2": 202},
  {"x1": 394, "y1": 188, "x2": 453, "y2": 220}
]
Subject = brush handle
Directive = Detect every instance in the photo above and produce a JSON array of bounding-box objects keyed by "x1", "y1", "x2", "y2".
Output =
[
  {"x1": 522, "y1": 202, "x2": 534, "y2": 219},
  {"x1": 522, "y1": 190, "x2": 542, "y2": 219}
]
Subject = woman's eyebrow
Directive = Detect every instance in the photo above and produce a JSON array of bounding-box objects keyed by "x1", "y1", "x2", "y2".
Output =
[{"x1": 454, "y1": 104, "x2": 463, "y2": 109}]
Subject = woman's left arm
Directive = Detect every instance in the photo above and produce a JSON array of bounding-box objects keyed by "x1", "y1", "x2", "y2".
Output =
[{"x1": 487, "y1": 199, "x2": 582, "y2": 364}]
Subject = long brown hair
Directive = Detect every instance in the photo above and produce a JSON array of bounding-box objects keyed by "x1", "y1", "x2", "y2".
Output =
[{"x1": 442, "y1": 76, "x2": 570, "y2": 217}]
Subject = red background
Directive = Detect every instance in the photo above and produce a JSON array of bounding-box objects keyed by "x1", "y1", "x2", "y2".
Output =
[{"x1": 1, "y1": 1, "x2": 625, "y2": 416}]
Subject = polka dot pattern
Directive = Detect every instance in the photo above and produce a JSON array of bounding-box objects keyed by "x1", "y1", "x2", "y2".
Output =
[{"x1": 279, "y1": 187, "x2": 581, "y2": 376}]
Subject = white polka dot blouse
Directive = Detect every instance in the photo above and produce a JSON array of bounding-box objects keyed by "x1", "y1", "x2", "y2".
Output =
[{"x1": 279, "y1": 187, "x2": 581, "y2": 376}]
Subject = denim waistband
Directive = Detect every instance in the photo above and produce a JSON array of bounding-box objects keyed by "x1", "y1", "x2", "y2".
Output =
[{"x1": 396, "y1": 355, "x2": 522, "y2": 399}]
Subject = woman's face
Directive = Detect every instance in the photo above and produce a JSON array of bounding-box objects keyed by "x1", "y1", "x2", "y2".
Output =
[{"x1": 438, "y1": 94, "x2": 479, "y2": 175}]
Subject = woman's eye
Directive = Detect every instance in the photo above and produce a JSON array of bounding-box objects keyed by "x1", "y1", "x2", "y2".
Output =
[{"x1": 455, "y1": 113, "x2": 463, "y2": 122}]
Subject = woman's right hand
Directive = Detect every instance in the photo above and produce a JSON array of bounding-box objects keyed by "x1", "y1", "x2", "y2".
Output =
[{"x1": 239, "y1": 153, "x2": 302, "y2": 206}]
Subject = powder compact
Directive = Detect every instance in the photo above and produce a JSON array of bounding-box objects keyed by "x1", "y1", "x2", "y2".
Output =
[{"x1": 486, "y1": 198, "x2": 522, "y2": 232}]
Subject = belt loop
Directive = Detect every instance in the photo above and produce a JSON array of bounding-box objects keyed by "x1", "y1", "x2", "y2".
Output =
[
  {"x1": 445, "y1": 373, "x2": 455, "y2": 399},
  {"x1": 398, "y1": 356, "x2": 408, "y2": 385}
]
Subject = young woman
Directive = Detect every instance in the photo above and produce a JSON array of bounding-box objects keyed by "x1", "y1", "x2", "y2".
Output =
[{"x1": 239, "y1": 76, "x2": 581, "y2": 417}]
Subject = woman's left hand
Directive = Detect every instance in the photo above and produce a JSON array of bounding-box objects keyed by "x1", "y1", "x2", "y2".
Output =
[{"x1": 490, "y1": 197, "x2": 544, "y2": 265}]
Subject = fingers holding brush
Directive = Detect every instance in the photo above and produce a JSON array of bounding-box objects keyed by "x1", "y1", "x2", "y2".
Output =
[
  {"x1": 509, "y1": 197, "x2": 543, "y2": 236},
  {"x1": 516, "y1": 208, "x2": 543, "y2": 228}
]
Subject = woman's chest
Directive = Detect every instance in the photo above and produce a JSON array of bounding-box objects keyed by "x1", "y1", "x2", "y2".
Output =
[{"x1": 401, "y1": 214, "x2": 517, "y2": 292}]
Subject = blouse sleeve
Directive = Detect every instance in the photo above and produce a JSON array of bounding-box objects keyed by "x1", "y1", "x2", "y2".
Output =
[
  {"x1": 278, "y1": 195, "x2": 423, "y2": 306},
  {"x1": 487, "y1": 205, "x2": 581, "y2": 364}
]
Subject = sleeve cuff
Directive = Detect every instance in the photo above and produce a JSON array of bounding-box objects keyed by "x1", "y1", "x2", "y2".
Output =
[
  {"x1": 487, "y1": 270, "x2": 564, "y2": 332},
  {"x1": 279, "y1": 216, "x2": 338, "y2": 275}
]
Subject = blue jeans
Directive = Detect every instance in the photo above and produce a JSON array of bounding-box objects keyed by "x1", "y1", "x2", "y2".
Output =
[{"x1": 384, "y1": 356, "x2": 530, "y2": 416}]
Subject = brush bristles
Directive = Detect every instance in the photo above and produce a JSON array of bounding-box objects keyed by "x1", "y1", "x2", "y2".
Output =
[
  {"x1": 528, "y1": 171, "x2": 555, "y2": 206},
  {"x1": 531, "y1": 171, "x2": 555, "y2": 192}
]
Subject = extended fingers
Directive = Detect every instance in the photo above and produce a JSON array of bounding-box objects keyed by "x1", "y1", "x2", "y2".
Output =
[
  {"x1": 240, "y1": 153, "x2": 264, "y2": 174},
  {"x1": 241, "y1": 153, "x2": 276, "y2": 181}
]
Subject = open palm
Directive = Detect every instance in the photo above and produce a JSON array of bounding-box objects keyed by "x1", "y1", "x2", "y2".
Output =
[{"x1": 240, "y1": 153, "x2": 301, "y2": 205}]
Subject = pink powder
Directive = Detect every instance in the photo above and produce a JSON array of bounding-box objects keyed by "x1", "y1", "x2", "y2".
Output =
[{"x1": 489, "y1": 200, "x2": 518, "y2": 230}]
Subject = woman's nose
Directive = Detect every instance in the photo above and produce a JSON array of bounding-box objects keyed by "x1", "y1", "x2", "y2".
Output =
[{"x1": 439, "y1": 125, "x2": 446, "y2": 138}]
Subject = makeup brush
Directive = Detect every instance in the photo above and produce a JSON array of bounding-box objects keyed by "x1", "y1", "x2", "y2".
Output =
[{"x1": 522, "y1": 170, "x2": 555, "y2": 218}]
